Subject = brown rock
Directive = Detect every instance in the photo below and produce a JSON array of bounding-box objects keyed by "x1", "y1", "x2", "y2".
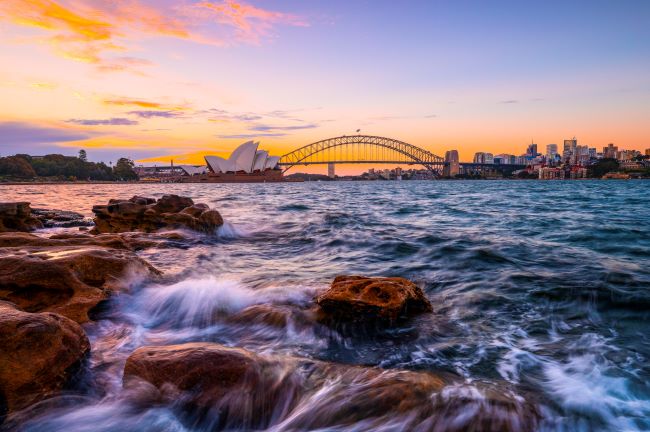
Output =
[
  {"x1": 0, "y1": 245, "x2": 159, "y2": 323},
  {"x1": 0, "y1": 202, "x2": 43, "y2": 232},
  {"x1": 91, "y1": 195, "x2": 223, "y2": 234},
  {"x1": 123, "y1": 343, "x2": 539, "y2": 431},
  {"x1": 316, "y1": 275, "x2": 432, "y2": 323},
  {"x1": 0, "y1": 302, "x2": 90, "y2": 415},
  {"x1": 123, "y1": 343, "x2": 301, "y2": 428}
]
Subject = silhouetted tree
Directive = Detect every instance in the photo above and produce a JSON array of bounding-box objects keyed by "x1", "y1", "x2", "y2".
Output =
[
  {"x1": 113, "y1": 158, "x2": 138, "y2": 180},
  {"x1": 78, "y1": 149, "x2": 87, "y2": 162}
]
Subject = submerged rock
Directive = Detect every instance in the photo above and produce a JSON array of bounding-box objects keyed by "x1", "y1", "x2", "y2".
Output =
[
  {"x1": 316, "y1": 275, "x2": 433, "y2": 323},
  {"x1": 0, "y1": 245, "x2": 159, "y2": 323},
  {"x1": 31, "y1": 208, "x2": 92, "y2": 228},
  {"x1": 91, "y1": 195, "x2": 223, "y2": 234},
  {"x1": 123, "y1": 342, "x2": 538, "y2": 431},
  {"x1": 0, "y1": 202, "x2": 43, "y2": 232},
  {"x1": 0, "y1": 302, "x2": 90, "y2": 416}
]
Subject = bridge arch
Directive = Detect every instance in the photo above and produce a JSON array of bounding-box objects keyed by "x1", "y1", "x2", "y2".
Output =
[{"x1": 278, "y1": 135, "x2": 444, "y2": 172}]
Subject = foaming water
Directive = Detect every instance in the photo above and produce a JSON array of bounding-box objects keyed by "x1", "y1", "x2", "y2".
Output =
[{"x1": 2, "y1": 180, "x2": 650, "y2": 431}]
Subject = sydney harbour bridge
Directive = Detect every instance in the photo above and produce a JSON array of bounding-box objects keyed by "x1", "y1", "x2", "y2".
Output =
[
  {"x1": 277, "y1": 135, "x2": 525, "y2": 177},
  {"x1": 277, "y1": 135, "x2": 445, "y2": 173}
]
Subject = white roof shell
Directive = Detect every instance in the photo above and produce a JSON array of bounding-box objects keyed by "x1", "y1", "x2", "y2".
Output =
[{"x1": 204, "y1": 141, "x2": 280, "y2": 173}]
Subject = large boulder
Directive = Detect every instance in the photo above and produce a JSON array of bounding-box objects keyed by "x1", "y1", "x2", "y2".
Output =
[
  {"x1": 91, "y1": 195, "x2": 223, "y2": 234},
  {"x1": 0, "y1": 302, "x2": 90, "y2": 415},
  {"x1": 123, "y1": 343, "x2": 539, "y2": 431},
  {"x1": 316, "y1": 275, "x2": 433, "y2": 323},
  {"x1": 0, "y1": 202, "x2": 43, "y2": 232},
  {"x1": 0, "y1": 245, "x2": 159, "y2": 323},
  {"x1": 31, "y1": 208, "x2": 92, "y2": 228}
]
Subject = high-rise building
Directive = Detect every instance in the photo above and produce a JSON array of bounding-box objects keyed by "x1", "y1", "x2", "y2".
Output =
[
  {"x1": 546, "y1": 144, "x2": 558, "y2": 158},
  {"x1": 484, "y1": 153, "x2": 494, "y2": 164},
  {"x1": 473, "y1": 152, "x2": 486, "y2": 164},
  {"x1": 646, "y1": 148, "x2": 650, "y2": 156},
  {"x1": 603, "y1": 143, "x2": 618, "y2": 159},
  {"x1": 563, "y1": 137, "x2": 577, "y2": 162},
  {"x1": 444, "y1": 150, "x2": 459, "y2": 177},
  {"x1": 527, "y1": 142, "x2": 538, "y2": 158}
]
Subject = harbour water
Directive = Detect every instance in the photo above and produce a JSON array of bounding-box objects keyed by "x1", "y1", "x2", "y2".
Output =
[{"x1": 1, "y1": 180, "x2": 649, "y2": 431}]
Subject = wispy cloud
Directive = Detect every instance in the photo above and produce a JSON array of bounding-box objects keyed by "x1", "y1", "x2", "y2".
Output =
[
  {"x1": 0, "y1": 121, "x2": 96, "y2": 148},
  {"x1": 251, "y1": 123, "x2": 318, "y2": 131},
  {"x1": 193, "y1": 0, "x2": 308, "y2": 44},
  {"x1": 127, "y1": 110, "x2": 184, "y2": 119},
  {"x1": 217, "y1": 132, "x2": 287, "y2": 139},
  {"x1": 104, "y1": 98, "x2": 188, "y2": 111},
  {"x1": 66, "y1": 118, "x2": 138, "y2": 126},
  {"x1": 500, "y1": 100, "x2": 519, "y2": 104},
  {"x1": 204, "y1": 108, "x2": 262, "y2": 122},
  {"x1": 0, "y1": 0, "x2": 307, "y2": 71}
]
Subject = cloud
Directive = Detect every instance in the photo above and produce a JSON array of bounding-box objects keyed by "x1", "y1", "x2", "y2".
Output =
[
  {"x1": 204, "y1": 108, "x2": 262, "y2": 122},
  {"x1": 0, "y1": 121, "x2": 96, "y2": 152},
  {"x1": 104, "y1": 98, "x2": 188, "y2": 111},
  {"x1": 29, "y1": 82, "x2": 58, "y2": 90},
  {"x1": 250, "y1": 123, "x2": 318, "y2": 131},
  {"x1": 217, "y1": 132, "x2": 287, "y2": 139},
  {"x1": 193, "y1": 1, "x2": 308, "y2": 44},
  {"x1": 66, "y1": 118, "x2": 138, "y2": 126},
  {"x1": 127, "y1": 110, "x2": 184, "y2": 119},
  {"x1": 0, "y1": 0, "x2": 307, "y2": 70},
  {"x1": 500, "y1": 100, "x2": 519, "y2": 104}
]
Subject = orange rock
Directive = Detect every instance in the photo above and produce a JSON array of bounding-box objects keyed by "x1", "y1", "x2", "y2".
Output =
[
  {"x1": 0, "y1": 202, "x2": 43, "y2": 232},
  {"x1": 0, "y1": 302, "x2": 90, "y2": 415},
  {"x1": 316, "y1": 275, "x2": 432, "y2": 323}
]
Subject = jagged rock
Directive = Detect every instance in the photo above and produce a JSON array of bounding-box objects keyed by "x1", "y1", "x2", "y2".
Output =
[
  {"x1": 0, "y1": 202, "x2": 43, "y2": 232},
  {"x1": 0, "y1": 302, "x2": 90, "y2": 415},
  {"x1": 123, "y1": 343, "x2": 538, "y2": 431},
  {"x1": 31, "y1": 208, "x2": 92, "y2": 228},
  {"x1": 91, "y1": 195, "x2": 223, "y2": 234},
  {"x1": 0, "y1": 245, "x2": 159, "y2": 323},
  {"x1": 316, "y1": 275, "x2": 432, "y2": 323}
]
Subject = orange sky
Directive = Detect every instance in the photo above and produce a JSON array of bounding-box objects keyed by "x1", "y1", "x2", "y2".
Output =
[{"x1": 0, "y1": 0, "x2": 648, "y2": 174}]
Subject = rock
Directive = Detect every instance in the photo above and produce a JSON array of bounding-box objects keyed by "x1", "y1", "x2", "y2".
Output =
[
  {"x1": 0, "y1": 231, "x2": 171, "y2": 251},
  {"x1": 123, "y1": 343, "x2": 301, "y2": 429},
  {"x1": 0, "y1": 202, "x2": 43, "y2": 232},
  {"x1": 0, "y1": 302, "x2": 90, "y2": 415},
  {"x1": 31, "y1": 208, "x2": 92, "y2": 228},
  {"x1": 91, "y1": 195, "x2": 223, "y2": 234},
  {"x1": 123, "y1": 343, "x2": 538, "y2": 431},
  {"x1": 316, "y1": 275, "x2": 432, "y2": 323},
  {"x1": 0, "y1": 245, "x2": 159, "y2": 323}
]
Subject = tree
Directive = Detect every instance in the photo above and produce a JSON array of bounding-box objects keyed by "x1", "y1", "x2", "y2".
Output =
[
  {"x1": 78, "y1": 149, "x2": 87, "y2": 162},
  {"x1": 0, "y1": 156, "x2": 36, "y2": 178},
  {"x1": 589, "y1": 158, "x2": 619, "y2": 178},
  {"x1": 113, "y1": 158, "x2": 138, "y2": 180}
]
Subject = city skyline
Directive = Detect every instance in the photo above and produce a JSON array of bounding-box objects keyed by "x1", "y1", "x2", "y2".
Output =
[{"x1": 1, "y1": 0, "x2": 649, "y2": 174}]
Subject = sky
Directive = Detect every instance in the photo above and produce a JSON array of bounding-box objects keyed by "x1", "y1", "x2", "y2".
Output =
[{"x1": 0, "y1": 0, "x2": 649, "y2": 173}]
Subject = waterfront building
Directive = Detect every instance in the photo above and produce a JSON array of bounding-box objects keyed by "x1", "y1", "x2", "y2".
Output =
[
  {"x1": 484, "y1": 153, "x2": 494, "y2": 164},
  {"x1": 646, "y1": 149, "x2": 650, "y2": 156},
  {"x1": 473, "y1": 152, "x2": 486, "y2": 164},
  {"x1": 495, "y1": 153, "x2": 516, "y2": 165},
  {"x1": 539, "y1": 167, "x2": 565, "y2": 180},
  {"x1": 204, "y1": 141, "x2": 280, "y2": 174},
  {"x1": 444, "y1": 150, "x2": 460, "y2": 176},
  {"x1": 135, "y1": 164, "x2": 207, "y2": 180},
  {"x1": 603, "y1": 143, "x2": 618, "y2": 159}
]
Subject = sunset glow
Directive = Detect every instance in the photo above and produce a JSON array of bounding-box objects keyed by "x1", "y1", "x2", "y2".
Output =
[{"x1": 1, "y1": 0, "x2": 648, "y2": 173}]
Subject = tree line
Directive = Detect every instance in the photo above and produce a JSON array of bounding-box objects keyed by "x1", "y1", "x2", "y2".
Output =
[{"x1": 0, "y1": 150, "x2": 138, "y2": 181}]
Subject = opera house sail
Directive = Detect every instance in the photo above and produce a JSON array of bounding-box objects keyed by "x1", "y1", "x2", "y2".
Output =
[{"x1": 187, "y1": 141, "x2": 284, "y2": 182}]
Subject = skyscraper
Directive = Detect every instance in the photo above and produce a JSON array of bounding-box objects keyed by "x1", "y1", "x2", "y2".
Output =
[
  {"x1": 527, "y1": 142, "x2": 538, "y2": 158},
  {"x1": 546, "y1": 144, "x2": 558, "y2": 158},
  {"x1": 563, "y1": 137, "x2": 577, "y2": 162},
  {"x1": 603, "y1": 143, "x2": 618, "y2": 159},
  {"x1": 444, "y1": 150, "x2": 459, "y2": 177}
]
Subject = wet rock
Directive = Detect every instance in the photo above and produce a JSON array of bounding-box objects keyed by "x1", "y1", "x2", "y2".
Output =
[
  {"x1": 0, "y1": 245, "x2": 159, "y2": 323},
  {"x1": 31, "y1": 208, "x2": 92, "y2": 228},
  {"x1": 0, "y1": 231, "x2": 174, "y2": 251},
  {"x1": 123, "y1": 343, "x2": 301, "y2": 429},
  {"x1": 0, "y1": 202, "x2": 43, "y2": 232},
  {"x1": 316, "y1": 275, "x2": 432, "y2": 323},
  {"x1": 123, "y1": 343, "x2": 538, "y2": 431},
  {"x1": 0, "y1": 302, "x2": 90, "y2": 415},
  {"x1": 91, "y1": 195, "x2": 223, "y2": 234}
]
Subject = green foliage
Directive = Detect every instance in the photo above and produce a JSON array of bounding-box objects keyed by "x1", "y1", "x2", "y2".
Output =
[
  {"x1": 589, "y1": 158, "x2": 619, "y2": 178},
  {"x1": 0, "y1": 155, "x2": 37, "y2": 178},
  {"x1": 113, "y1": 157, "x2": 138, "y2": 180}
]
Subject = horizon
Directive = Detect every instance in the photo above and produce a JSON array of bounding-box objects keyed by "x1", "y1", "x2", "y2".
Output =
[{"x1": 1, "y1": 0, "x2": 649, "y2": 175}]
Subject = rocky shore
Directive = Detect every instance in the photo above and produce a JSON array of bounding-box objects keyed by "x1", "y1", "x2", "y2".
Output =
[{"x1": 0, "y1": 195, "x2": 540, "y2": 430}]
